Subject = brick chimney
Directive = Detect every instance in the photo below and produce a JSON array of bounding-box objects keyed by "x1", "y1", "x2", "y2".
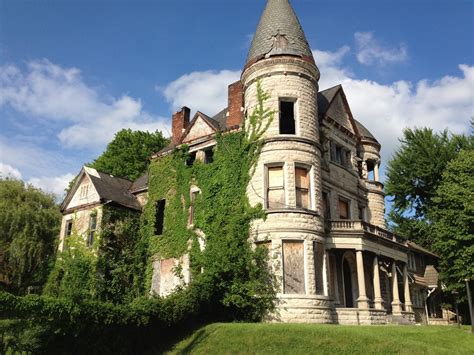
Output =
[
  {"x1": 227, "y1": 80, "x2": 243, "y2": 128},
  {"x1": 172, "y1": 106, "x2": 190, "y2": 144}
]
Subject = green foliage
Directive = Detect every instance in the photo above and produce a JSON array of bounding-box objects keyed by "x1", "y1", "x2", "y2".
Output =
[
  {"x1": 0, "y1": 179, "x2": 61, "y2": 294},
  {"x1": 90, "y1": 129, "x2": 169, "y2": 181},
  {"x1": 0, "y1": 285, "x2": 212, "y2": 354},
  {"x1": 385, "y1": 127, "x2": 471, "y2": 246},
  {"x1": 44, "y1": 206, "x2": 143, "y2": 304},
  {"x1": 430, "y1": 149, "x2": 474, "y2": 300},
  {"x1": 141, "y1": 80, "x2": 276, "y2": 321}
]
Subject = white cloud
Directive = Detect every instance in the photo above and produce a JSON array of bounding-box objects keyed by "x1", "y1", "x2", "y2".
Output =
[
  {"x1": 161, "y1": 70, "x2": 240, "y2": 116},
  {"x1": 0, "y1": 59, "x2": 170, "y2": 148},
  {"x1": 313, "y1": 46, "x2": 473, "y2": 175},
  {"x1": 28, "y1": 173, "x2": 75, "y2": 200},
  {"x1": 354, "y1": 32, "x2": 408, "y2": 66},
  {"x1": 0, "y1": 163, "x2": 22, "y2": 179},
  {"x1": 313, "y1": 46, "x2": 353, "y2": 90}
]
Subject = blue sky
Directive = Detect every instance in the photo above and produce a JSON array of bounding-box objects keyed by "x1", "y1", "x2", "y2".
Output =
[{"x1": 0, "y1": 0, "x2": 473, "y2": 199}]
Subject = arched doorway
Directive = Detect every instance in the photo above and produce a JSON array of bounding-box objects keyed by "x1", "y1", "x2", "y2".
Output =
[{"x1": 342, "y1": 252, "x2": 359, "y2": 308}]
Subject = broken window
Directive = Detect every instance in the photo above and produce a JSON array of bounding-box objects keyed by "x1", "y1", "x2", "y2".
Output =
[
  {"x1": 65, "y1": 220, "x2": 73, "y2": 237},
  {"x1": 87, "y1": 214, "x2": 97, "y2": 247},
  {"x1": 279, "y1": 100, "x2": 296, "y2": 134},
  {"x1": 338, "y1": 198, "x2": 350, "y2": 219},
  {"x1": 366, "y1": 160, "x2": 375, "y2": 180},
  {"x1": 283, "y1": 240, "x2": 305, "y2": 294},
  {"x1": 155, "y1": 199, "x2": 166, "y2": 235},
  {"x1": 330, "y1": 141, "x2": 351, "y2": 167},
  {"x1": 267, "y1": 166, "x2": 285, "y2": 209},
  {"x1": 295, "y1": 166, "x2": 310, "y2": 209},
  {"x1": 204, "y1": 148, "x2": 214, "y2": 164},
  {"x1": 186, "y1": 152, "x2": 196, "y2": 166}
]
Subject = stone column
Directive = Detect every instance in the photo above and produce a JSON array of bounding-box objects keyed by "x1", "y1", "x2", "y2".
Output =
[
  {"x1": 356, "y1": 250, "x2": 370, "y2": 309},
  {"x1": 403, "y1": 264, "x2": 413, "y2": 312},
  {"x1": 374, "y1": 163, "x2": 380, "y2": 182},
  {"x1": 391, "y1": 260, "x2": 402, "y2": 314},
  {"x1": 373, "y1": 255, "x2": 384, "y2": 309}
]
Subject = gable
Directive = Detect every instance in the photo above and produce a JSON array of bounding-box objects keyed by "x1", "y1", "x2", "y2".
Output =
[
  {"x1": 182, "y1": 116, "x2": 216, "y2": 143},
  {"x1": 325, "y1": 91, "x2": 356, "y2": 134},
  {"x1": 66, "y1": 174, "x2": 100, "y2": 210}
]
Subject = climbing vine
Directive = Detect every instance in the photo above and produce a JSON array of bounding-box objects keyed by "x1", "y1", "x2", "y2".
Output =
[{"x1": 141, "y1": 81, "x2": 277, "y2": 320}]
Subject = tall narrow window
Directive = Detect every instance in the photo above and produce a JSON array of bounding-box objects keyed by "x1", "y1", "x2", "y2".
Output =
[
  {"x1": 155, "y1": 199, "x2": 166, "y2": 235},
  {"x1": 188, "y1": 189, "x2": 199, "y2": 226},
  {"x1": 295, "y1": 167, "x2": 310, "y2": 209},
  {"x1": 279, "y1": 100, "x2": 295, "y2": 134},
  {"x1": 338, "y1": 198, "x2": 350, "y2": 219},
  {"x1": 358, "y1": 206, "x2": 366, "y2": 221},
  {"x1": 65, "y1": 220, "x2": 73, "y2": 237},
  {"x1": 314, "y1": 242, "x2": 325, "y2": 295},
  {"x1": 267, "y1": 166, "x2": 285, "y2": 209},
  {"x1": 283, "y1": 240, "x2": 305, "y2": 294},
  {"x1": 204, "y1": 148, "x2": 214, "y2": 164},
  {"x1": 87, "y1": 214, "x2": 97, "y2": 247},
  {"x1": 322, "y1": 192, "x2": 331, "y2": 219}
]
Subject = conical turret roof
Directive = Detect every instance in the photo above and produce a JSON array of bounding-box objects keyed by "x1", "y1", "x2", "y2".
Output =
[{"x1": 246, "y1": 0, "x2": 314, "y2": 66}]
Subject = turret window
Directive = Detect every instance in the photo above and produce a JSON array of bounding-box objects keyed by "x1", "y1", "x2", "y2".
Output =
[
  {"x1": 266, "y1": 165, "x2": 285, "y2": 209},
  {"x1": 295, "y1": 166, "x2": 310, "y2": 209},
  {"x1": 279, "y1": 100, "x2": 296, "y2": 134}
]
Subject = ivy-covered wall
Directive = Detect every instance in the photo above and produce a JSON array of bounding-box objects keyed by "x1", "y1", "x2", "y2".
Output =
[{"x1": 141, "y1": 82, "x2": 277, "y2": 319}]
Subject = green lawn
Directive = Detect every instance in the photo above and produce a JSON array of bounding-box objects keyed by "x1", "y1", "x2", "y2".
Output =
[{"x1": 166, "y1": 323, "x2": 474, "y2": 355}]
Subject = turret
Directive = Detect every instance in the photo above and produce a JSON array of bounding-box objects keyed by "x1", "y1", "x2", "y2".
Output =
[{"x1": 243, "y1": 0, "x2": 330, "y2": 313}]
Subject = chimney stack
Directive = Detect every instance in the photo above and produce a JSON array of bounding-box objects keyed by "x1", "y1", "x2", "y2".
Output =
[
  {"x1": 227, "y1": 80, "x2": 243, "y2": 128},
  {"x1": 171, "y1": 106, "x2": 190, "y2": 144}
]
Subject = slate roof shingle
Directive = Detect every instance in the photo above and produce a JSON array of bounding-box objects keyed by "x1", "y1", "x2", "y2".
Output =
[{"x1": 247, "y1": 0, "x2": 313, "y2": 65}]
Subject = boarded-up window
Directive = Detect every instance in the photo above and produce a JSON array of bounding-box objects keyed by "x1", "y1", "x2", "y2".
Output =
[
  {"x1": 295, "y1": 167, "x2": 310, "y2": 209},
  {"x1": 155, "y1": 199, "x2": 166, "y2": 235},
  {"x1": 267, "y1": 166, "x2": 285, "y2": 209},
  {"x1": 338, "y1": 198, "x2": 350, "y2": 219},
  {"x1": 279, "y1": 100, "x2": 295, "y2": 134},
  {"x1": 314, "y1": 242, "x2": 325, "y2": 295},
  {"x1": 283, "y1": 241, "x2": 305, "y2": 294}
]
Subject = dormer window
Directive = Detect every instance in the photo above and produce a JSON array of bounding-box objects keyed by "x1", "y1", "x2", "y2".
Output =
[{"x1": 279, "y1": 99, "x2": 296, "y2": 134}]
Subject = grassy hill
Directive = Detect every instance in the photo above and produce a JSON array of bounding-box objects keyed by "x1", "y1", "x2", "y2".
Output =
[{"x1": 165, "y1": 323, "x2": 473, "y2": 354}]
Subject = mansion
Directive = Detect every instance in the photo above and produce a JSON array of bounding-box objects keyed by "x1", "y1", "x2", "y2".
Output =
[{"x1": 59, "y1": 0, "x2": 448, "y2": 325}]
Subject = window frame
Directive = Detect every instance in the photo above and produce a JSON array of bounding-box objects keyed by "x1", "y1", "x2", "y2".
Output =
[
  {"x1": 87, "y1": 213, "x2": 97, "y2": 247},
  {"x1": 65, "y1": 220, "x2": 73, "y2": 237},
  {"x1": 265, "y1": 164, "x2": 286, "y2": 209},
  {"x1": 294, "y1": 164, "x2": 311, "y2": 210},
  {"x1": 338, "y1": 197, "x2": 351, "y2": 220},
  {"x1": 278, "y1": 98, "x2": 297, "y2": 135}
]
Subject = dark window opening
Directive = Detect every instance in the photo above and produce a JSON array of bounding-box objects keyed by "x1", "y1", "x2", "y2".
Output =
[
  {"x1": 279, "y1": 100, "x2": 295, "y2": 134},
  {"x1": 343, "y1": 259, "x2": 354, "y2": 307},
  {"x1": 366, "y1": 160, "x2": 375, "y2": 180},
  {"x1": 322, "y1": 192, "x2": 331, "y2": 219},
  {"x1": 155, "y1": 199, "x2": 166, "y2": 235},
  {"x1": 65, "y1": 220, "x2": 73, "y2": 237},
  {"x1": 358, "y1": 206, "x2": 366, "y2": 221},
  {"x1": 186, "y1": 152, "x2": 196, "y2": 166},
  {"x1": 204, "y1": 148, "x2": 214, "y2": 164}
]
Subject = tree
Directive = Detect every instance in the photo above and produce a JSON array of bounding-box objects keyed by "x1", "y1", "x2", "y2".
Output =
[
  {"x1": 430, "y1": 149, "x2": 474, "y2": 299},
  {"x1": 90, "y1": 129, "x2": 169, "y2": 181},
  {"x1": 0, "y1": 179, "x2": 61, "y2": 294},
  {"x1": 385, "y1": 127, "x2": 470, "y2": 246}
]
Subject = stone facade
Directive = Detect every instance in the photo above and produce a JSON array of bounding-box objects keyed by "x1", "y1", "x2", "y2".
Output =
[{"x1": 59, "y1": 0, "x2": 448, "y2": 326}]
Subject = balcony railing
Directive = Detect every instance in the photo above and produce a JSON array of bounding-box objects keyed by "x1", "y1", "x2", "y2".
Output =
[{"x1": 328, "y1": 219, "x2": 406, "y2": 244}]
